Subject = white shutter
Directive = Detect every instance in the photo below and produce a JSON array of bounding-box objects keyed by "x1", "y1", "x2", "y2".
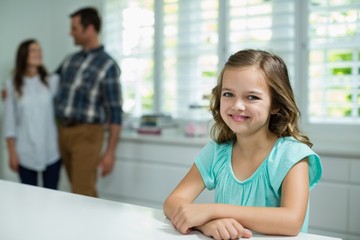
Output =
[
  {"x1": 161, "y1": 0, "x2": 218, "y2": 119},
  {"x1": 308, "y1": 0, "x2": 360, "y2": 122},
  {"x1": 104, "y1": 0, "x2": 155, "y2": 116},
  {"x1": 227, "y1": 0, "x2": 296, "y2": 83}
]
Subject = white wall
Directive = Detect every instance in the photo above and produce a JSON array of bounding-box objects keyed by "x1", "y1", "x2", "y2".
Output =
[
  {"x1": 0, "y1": 0, "x2": 103, "y2": 82},
  {"x1": 0, "y1": 0, "x2": 102, "y2": 181}
]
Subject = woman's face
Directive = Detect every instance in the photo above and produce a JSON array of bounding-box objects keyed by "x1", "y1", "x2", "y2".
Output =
[
  {"x1": 220, "y1": 66, "x2": 275, "y2": 137},
  {"x1": 27, "y1": 42, "x2": 42, "y2": 67}
]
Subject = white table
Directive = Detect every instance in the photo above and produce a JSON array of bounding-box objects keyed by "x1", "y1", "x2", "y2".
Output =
[{"x1": 0, "y1": 180, "x2": 340, "y2": 240}]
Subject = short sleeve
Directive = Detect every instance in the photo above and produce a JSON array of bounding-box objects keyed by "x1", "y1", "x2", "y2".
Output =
[
  {"x1": 267, "y1": 137, "x2": 322, "y2": 197},
  {"x1": 194, "y1": 141, "x2": 217, "y2": 190}
]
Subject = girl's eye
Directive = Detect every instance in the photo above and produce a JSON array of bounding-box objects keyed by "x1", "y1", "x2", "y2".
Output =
[
  {"x1": 248, "y1": 95, "x2": 259, "y2": 100},
  {"x1": 222, "y1": 92, "x2": 233, "y2": 97}
]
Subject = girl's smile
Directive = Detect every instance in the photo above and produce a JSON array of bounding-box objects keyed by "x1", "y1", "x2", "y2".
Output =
[{"x1": 229, "y1": 114, "x2": 249, "y2": 122}]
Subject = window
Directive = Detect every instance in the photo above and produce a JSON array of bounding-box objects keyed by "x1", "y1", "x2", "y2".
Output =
[
  {"x1": 227, "y1": 0, "x2": 296, "y2": 81},
  {"x1": 304, "y1": 0, "x2": 360, "y2": 155},
  {"x1": 308, "y1": 0, "x2": 360, "y2": 122},
  {"x1": 103, "y1": 0, "x2": 360, "y2": 155},
  {"x1": 161, "y1": 0, "x2": 218, "y2": 118},
  {"x1": 104, "y1": 0, "x2": 155, "y2": 116}
]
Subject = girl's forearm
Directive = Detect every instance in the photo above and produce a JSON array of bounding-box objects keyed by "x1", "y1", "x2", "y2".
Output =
[
  {"x1": 212, "y1": 204, "x2": 304, "y2": 236},
  {"x1": 163, "y1": 195, "x2": 190, "y2": 219}
]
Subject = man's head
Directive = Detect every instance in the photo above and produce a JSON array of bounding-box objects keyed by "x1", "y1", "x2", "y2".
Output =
[{"x1": 69, "y1": 7, "x2": 101, "y2": 47}]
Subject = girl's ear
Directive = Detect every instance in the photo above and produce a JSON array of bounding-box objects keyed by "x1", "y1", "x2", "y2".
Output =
[{"x1": 270, "y1": 107, "x2": 280, "y2": 115}]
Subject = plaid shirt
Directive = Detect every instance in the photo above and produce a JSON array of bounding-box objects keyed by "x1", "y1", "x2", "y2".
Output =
[{"x1": 55, "y1": 46, "x2": 122, "y2": 124}]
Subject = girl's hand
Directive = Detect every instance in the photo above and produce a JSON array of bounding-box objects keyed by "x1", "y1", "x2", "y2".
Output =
[
  {"x1": 171, "y1": 203, "x2": 212, "y2": 234},
  {"x1": 9, "y1": 151, "x2": 19, "y2": 172},
  {"x1": 196, "y1": 218, "x2": 252, "y2": 240}
]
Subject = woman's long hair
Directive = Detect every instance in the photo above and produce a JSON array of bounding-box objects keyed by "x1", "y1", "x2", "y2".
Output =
[
  {"x1": 14, "y1": 39, "x2": 48, "y2": 96},
  {"x1": 210, "y1": 49, "x2": 313, "y2": 147}
]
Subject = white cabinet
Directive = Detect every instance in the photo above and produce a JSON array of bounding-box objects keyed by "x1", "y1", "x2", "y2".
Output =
[
  {"x1": 309, "y1": 156, "x2": 360, "y2": 240},
  {"x1": 97, "y1": 132, "x2": 214, "y2": 208}
]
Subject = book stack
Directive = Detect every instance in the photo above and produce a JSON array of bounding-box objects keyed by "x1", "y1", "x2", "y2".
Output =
[{"x1": 136, "y1": 114, "x2": 175, "y2": 135}]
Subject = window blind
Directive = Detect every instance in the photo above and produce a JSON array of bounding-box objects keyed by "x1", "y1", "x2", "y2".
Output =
[
  {"x1": 103, "y1": 0, "x2": 360, "y2": 126},
  {"x1": 308, "y1": 0, "x2": 360, "y2": 122},
  {"x1": 104, "y1": 0, "x2": 155, "y2": 116},
  {"x1": 161, "y1": 0, "x2": 218, "y2": 119},
  {"x1": 227, "y1": 0, "x2": 296, "y2": 83}
]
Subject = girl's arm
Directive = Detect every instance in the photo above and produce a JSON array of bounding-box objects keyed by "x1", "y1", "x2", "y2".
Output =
[
  {"x1": 208, "y1": 158, "x2": 309, "y2": 236},
  {"x1": 164, "y1": 164, "x2": 252, "y2": 239},
  {"x1": 165, "y1": 158, "x2": 309, "y2": 236},
  {"x1": 168, "y1": 159, "x2": 309, "y2": 236},
  {"x1": 164, "y1": 164, "x2": 222, "y2": 232},
  {"x1": 163, "y1": 164, "x2": 206, "y2": 221}
]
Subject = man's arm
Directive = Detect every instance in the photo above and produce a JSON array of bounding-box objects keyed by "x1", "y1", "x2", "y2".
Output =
[
  {"x1": 99, "y1": 124, "x2": 122, "y2": 176},
  {"x1": 100, "y1": 61, "x2": 123, "y2": 176}
]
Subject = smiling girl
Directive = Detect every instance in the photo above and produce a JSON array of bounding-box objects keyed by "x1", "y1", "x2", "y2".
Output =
[{"x1": 163, "y1": 49, "x2": 322, "y2": 240}]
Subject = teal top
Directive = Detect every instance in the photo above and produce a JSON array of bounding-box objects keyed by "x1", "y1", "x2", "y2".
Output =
[{"x1": 194, "y1": 136, "x2": 322, "y2": 232}]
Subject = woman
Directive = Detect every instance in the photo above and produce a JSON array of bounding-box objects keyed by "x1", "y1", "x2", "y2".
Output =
[{"x1": 3, "y1": 39, "x2": 61, "y2": 189}]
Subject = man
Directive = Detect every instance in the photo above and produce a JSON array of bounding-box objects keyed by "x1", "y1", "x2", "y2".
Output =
[{"x1": 55, "y1": 7, "x2": 122, "y2": 197}]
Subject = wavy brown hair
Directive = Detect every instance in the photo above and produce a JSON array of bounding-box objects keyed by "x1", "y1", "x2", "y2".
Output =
[
  {"x1": 210, "y1": 49, "x2": 312, "y2": 147},
  {"x1": 14, "y1": 39, "x2": 48, "y2": 97}
]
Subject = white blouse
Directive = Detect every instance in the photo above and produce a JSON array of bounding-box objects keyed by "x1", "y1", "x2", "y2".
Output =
[{"x1": 3, "y1": 74, "x2": 60, "y2": 171}]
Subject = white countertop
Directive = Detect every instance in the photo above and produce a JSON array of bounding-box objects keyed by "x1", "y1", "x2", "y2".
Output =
[
  {"x1": 0, "y1": 180, "x2": 341, "y2": 240},
  {"x1": 121, "y1": 129, "x2": 210, "y2": 146}
]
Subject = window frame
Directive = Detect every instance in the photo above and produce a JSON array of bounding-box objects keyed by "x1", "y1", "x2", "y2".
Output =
[{"x1": 297, "y1": 0, "x2": 360, "y2": 156}]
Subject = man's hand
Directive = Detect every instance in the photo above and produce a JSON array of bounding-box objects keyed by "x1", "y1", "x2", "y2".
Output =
[
  {"x1": 98, "y1": 151, "x2": 115, "y2": 177},
  {"x1": 196, "y1": 218, "x2": 252, "y2": 240},
  {"x1": 99, "y1": 124, "x2": 121, "y2": 177}
]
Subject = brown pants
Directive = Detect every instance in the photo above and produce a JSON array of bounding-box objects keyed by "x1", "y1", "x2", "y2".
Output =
[{"x1": 58, "y1": 124, "x2": 103, "y2": 197}]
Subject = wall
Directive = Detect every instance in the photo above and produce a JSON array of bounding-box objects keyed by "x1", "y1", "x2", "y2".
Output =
[{"x1": 0, "y1": 0, "x2": 103, "y2": 81}]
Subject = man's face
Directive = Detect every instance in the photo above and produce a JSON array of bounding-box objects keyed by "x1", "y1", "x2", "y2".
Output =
[{"x1": 70, "y1": 15, "x2": 87, "y2": 46}]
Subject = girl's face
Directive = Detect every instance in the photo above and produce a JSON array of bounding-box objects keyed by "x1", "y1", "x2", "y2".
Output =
[
  {"x1": 27, "y1": 42, "x2": 42, "y2": 67},
  {"x1": 220, "y1": 66, "x2": 275, "y2": 137}
]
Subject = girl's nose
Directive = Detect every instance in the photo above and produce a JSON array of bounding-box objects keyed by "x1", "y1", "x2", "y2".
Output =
[{"x1": 233, "y1": 99, "x2": 246, "y2": 111}]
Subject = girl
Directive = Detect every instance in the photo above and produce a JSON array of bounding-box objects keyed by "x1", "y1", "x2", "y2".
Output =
[
  {"x1": 3, "y1": 39, "x2": 61, "y2": 189},
  {"x1": 163, "y1": 49, "x2": 322, "y2": 239}
]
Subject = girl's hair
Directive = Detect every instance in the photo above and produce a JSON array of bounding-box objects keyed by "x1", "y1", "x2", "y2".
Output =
[
  {"x1": 209, "y1": 49, "x2": 312, "y2": 147},
  {"x1": 14, "y1": 39, "x2": 48, "y2": 96}
]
